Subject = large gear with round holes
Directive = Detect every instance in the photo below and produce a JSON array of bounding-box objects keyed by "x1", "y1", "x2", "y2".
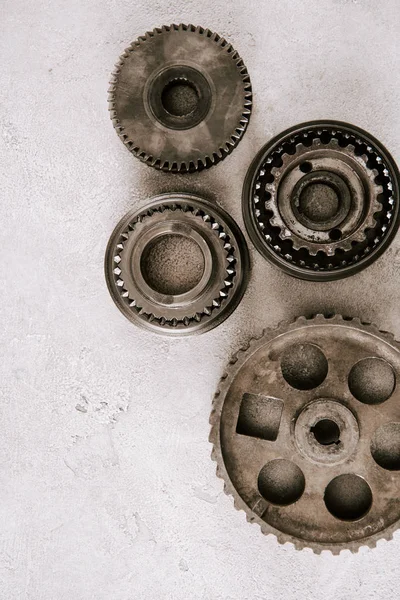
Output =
[
  {"x1": 210, "y1": 314, "x2": 400, "y2": 553},
  {"x1": 105, "y1": 194, "x2": 250, "y2": 335},
  {"x1": 108, "y1": 24, "x2": 252, "y2": 172},
  {"x1": 243, "y1": 121, "x2": 400, "y2": 281}
]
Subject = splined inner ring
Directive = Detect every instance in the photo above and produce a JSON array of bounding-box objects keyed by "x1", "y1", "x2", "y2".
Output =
[
  {"x1": 243, "y1": 121, "x2": 400, "y2": 281},
  {"x1": 104, "y1": 194, "x2": 250, "y2": 335},
  {"x1": 148, "y1": 65, "x2": 213, "y2": 130}
]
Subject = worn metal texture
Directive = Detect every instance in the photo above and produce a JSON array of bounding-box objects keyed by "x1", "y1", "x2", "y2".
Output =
[
  {"x1": 2, "y1": 0, "x2": 400, "y2": 599},
  {"x1": 109, "y1": 24, "x2": 252, "y2": 172},
  {"x1": 243, "y1": 121, "x2": 400, "y2": 280},
  {"x1": 105, "y1": 194, "x2": 249, "y2": 334},
  {"x1": 210, "y1": 315, "x2": 400, "y2": 553}
]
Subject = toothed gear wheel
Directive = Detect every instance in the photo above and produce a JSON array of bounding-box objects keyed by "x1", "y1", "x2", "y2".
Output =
[
  {"x1": 105, "y1": 194, "x2": 249, "y2": 335},
  {"x1": 210, "y1": 315, "x2": 400, "y2": 553},
  {"x1": 108, "y1": 24, "x2": 252, "y2": 172},
  {"x1": 243, "y1": 121, "x2": 400, "y2": 281}
]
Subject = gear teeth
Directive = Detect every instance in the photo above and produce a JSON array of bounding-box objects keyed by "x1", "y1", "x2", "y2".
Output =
[
  {"x1": 255, "y1": 128, "x2": 395, "y2": 269},
  {"x1": 109, "y1": 25, "x2": 252, "y2": 172},
  {"x1": 269, "y1": 216, "x2": 281, "y2": 228},
  {"x1": 108, "y1": 197, "x2": 242, "y2": 332},
  {"x1": 210, "y1": 314, "x2": 400, "y2": 553},
  {"x1": 281, "y1": 152, "x2": 290, "y2": 163},
  {"x1": 278, "y1": 227, "x2": 292, "y2": 241},
  {"x1": 307, "y1": 246, "x2": 319, "y2": 257}
]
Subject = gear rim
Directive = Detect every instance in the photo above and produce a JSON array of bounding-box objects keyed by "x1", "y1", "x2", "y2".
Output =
[
  {"x1": 108, "y1": 24, "x2": 252, "y2": 172},
  {"x1": 210, "y1": 314, "x2": 400, "y2": 553},
  {"x1": 243, "y1": 121, "x2": 400, "y2": 281},
  {"x1": 105, "y1": 193, "x2": 250, "y2": 335},
  {"x1": 272, "y1": 141, "x2": 382, "y2": 251}
]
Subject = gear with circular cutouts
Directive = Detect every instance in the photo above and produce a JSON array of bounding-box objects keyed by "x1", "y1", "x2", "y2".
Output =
[
  {"x1": 108, "y1": 24, "x2": 252, "y2": 172},
  {"x1": 243, "y1": 121, "x2": 400, "y2": 281},
  {"x1": 210, "y1": 314, "x2": 400, "y2": 553},
  {"x1": 105, "y1": 194, "x2": 250, "y2": 335}
]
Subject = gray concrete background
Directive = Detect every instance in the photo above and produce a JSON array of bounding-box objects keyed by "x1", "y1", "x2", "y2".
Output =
[{"x1": 1, "y1": 0, "x2": 400, "y2": 598}]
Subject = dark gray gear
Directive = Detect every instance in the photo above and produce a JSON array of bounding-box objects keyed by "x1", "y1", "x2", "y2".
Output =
[
  {"x1": 105, "y1": 194, "x2": 250, "y2": 335},
  {"x1": 108, "y1": 24, "x2": 252, "y2": 172},
  {"x1": 243, "y1": 121, "x2": 400, "y2": 281},
  {"x1": 210, "y1": 315, "x2": 400, "y2": 553}
]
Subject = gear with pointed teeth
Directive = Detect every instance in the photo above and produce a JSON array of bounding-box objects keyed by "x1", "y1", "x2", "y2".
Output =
[
  {"x1": 243, "y1": 121, "x2": 400, "y2": 281},
  {"x1": 108, "y1": 24, "x2": 252, "y2": 172},
  {"x1": 105, "y1": 194, "x2": 249, "y2": 335},
  {"x1": 210, "y1": 314, "x2": 400, "y2": 553}
]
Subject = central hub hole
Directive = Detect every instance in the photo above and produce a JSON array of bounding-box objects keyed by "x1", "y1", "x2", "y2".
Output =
[
  {"x1": 161, "y1": 79, "x2": 199, "y2": 117},
  {"x1": 141, "y1": 234, "x2": 205, "y2": 296},
  {"x1": 311, "y1": 419, "x2": 340, "y2": 446},
  {"x1": 299, "y1": 183, "x2": 340, "y2": 223}
]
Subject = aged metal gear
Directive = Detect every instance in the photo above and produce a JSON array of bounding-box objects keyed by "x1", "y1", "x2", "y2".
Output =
[
  {"x1": 243, "y1": 121, "x2": 400, "y2": 281},
  {"x1": 105, "y1": 194, "x2": 250, "y2": 335},
  {"x1": 210, "y1": 314, "x2": 400, "y2": 553},
  {"x1": 108, "y1": 24, "x2": 252, "y2": 172}
]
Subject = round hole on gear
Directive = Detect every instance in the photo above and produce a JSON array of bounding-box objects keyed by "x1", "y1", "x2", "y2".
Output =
[
  {"x1": 161, "y1": 79, "x2": 199, "y2": 117},
  {"x1": 299, "y1": 184, "x2": 340, "y2": 224},
  {"x1": 210, "y1": 315, "x2": 400, "y2": 550},
  {"x1": 258, "y1": 459, "x2": 305, "y2": 506},
  {"x1": 371, "y1": 422, "x2": 400, "y2": 470},
  {"x1": 311, "y1": 419, "x2": 340, "y2": 446},
  {"x1": 140, "y1": 233, "x2": 205, "y2": 296},
  {"x1": 281, "y1": 343, "x2": 328, "y2": 390},
  {"x1": 243, "y1": 121, "x2": 400, "y2": 281},
  {"x1": 109, "y1": 26, "x2": 252, "y2": 172},
  {"x1": 348, "y1": 357, "x2": 396, "y2": 405},
  {"x1": 324, "y1": 474, "x2": 372, "y2": 521},
  {"x1": 300, "y1": 161, "x2": 312, "y2": 173},
  {"x1": 329, "y1": 228, "x2": 342, "y2": 241}
]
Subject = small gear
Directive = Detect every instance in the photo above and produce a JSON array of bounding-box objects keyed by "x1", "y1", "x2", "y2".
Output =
[
  {"x1": 108, "y1": 24, "x2": 252, "y2": 172},
  {"x1": 105, "y1": 194, "x2": 250, "y2": 335},
  {"x1": 210, "y1": 315, "x2": 400, "y2": 553},
  {"x1": 243, "y1": 121, "x2": 400, "y2": 280}
]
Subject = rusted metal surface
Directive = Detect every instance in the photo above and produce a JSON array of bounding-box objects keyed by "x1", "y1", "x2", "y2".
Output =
[
  {"x1": 108, "y1": 24, "x2": 252, "y2": 172},
  {"x1": 105, "y1": 193, "x2": 250, "y2": 335},
  {"x1": 210, "y1": 315, "x2": 400, "y2": 553},
  {"x1": 243, "y1": 121, "x2": 400, "y2": 281}
]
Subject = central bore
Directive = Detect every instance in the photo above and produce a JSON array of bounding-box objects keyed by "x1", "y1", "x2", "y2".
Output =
[
  {"x1": 141, "y1": 233, "x2": 205, "y2": 296},
  {"x1": 161, "y1": 79, "x2": 199, "y2": 117},
  {"x1": 299, "y1": 183, "x2": 340, "y2": 223},
  {"x1": 311, "y1": 419, "x2": 341, "y2": 446}
]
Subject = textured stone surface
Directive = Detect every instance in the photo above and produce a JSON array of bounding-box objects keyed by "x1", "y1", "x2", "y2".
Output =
[{"x1": 1, "y1": 0, "x2": 400, "y2": 598}]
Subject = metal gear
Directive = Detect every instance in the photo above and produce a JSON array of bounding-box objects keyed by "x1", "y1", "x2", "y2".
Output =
[
  {"x1": 108, "y1": 24, "x2": 252, "y2": 172},
  {"x1": 210, "y1": 314, "x2": 400, "y2": 553},
  {"x1": 243, "y1": 121, "x2": 400, "y2": 281},
  {"x1": 105, "y1": 194, "x2": 250, "y2": 335}
]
